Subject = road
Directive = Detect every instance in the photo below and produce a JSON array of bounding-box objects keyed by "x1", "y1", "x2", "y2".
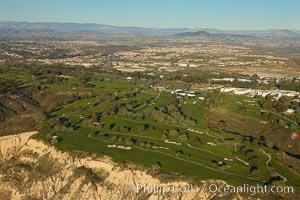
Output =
[
  {"x1": 88, "y1": 134, "x2": 266, "y2": 184},
  {"x1": 103, "y1": 116, "x2": 188, "y2": 129},
  {"x1": 104, "y1": 131, "x2": 230, "y2": 159},
  {"x1": 104, "y1": 131, "x2": 251, "y2": 168},
  {"x1": 268, "y1": 111, "x2": 297, "y2": 126},
  {"x1": 103, "y1": 117, "x2": 226, "y2": 141},
  {"x1": 246, "y1": 104, "x2": 297, "y2": 126},
  {"x1": 134, "y1": 92, "x2": 161, "y2": 111},
  {"x1": 260, "y1": 149, "x2": 287, "y2": 182},
  {"x1": 101, "y1": 116, "x2": 259, "y2": 170}
]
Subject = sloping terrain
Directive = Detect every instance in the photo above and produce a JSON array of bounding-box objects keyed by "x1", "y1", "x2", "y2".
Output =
[
  {"x1": 208, "y1": 109, "x2": 300, "y2": 152},
  {"x1": 0, "y1": 93, "x2": 42, "y2": 135},
  {"x1": 0, "y1": 132, "x2": 237, "y2": 200},
  {"x1": 0, "y1": 78, "x2": 78, "y2": 136}
]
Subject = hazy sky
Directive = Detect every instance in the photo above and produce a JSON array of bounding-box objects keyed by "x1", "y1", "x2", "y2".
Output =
[{"x1": 0, "y1": 0, "x2": 299, "y2": 30}]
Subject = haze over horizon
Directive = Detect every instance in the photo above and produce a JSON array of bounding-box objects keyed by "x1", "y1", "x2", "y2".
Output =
[{"x1": 0, "y1": 0, "x2": 300, "y2": 30}]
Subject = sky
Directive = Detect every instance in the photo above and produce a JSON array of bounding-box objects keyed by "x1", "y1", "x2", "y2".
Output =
[{"x1": 0, "y1": 0, "x2": 299, "y2": 30}]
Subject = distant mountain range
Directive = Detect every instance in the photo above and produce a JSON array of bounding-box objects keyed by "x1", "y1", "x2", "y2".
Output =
[
  {"x1": 174, "y1": 29, "x2": 300, "y2": 40},
  {"x1": 256, "y1": 29, "x2": 300, "y2": 39},
  {"x1": 0, "y1": 28, "x2": 61, "y2": 40},
  {"x1": 0, "y1": 21, "x2": 299, "y2": 39},
  {"x1": 0, "y1": 21, "x2": 192, "y2": 36},
  {"x1": 174, "y1": 30, "x2": 257, "y2": 39},
  {"x1": 175, "y1": 31, "x2": 213, "y2": 37}
]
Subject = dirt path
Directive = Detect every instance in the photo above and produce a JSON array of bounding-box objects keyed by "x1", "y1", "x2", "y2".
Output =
[
  {"x1": 260, "y1": 149, "x2": 287, "y2": 182},
  {"x1": 134, "y1": 92, "x2": 161, "y2": 111},
  {"x1": 88, "y1": 134, "x2": 266, "y2": 183}
]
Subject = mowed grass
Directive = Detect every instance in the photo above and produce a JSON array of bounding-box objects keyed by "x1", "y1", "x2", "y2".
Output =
[
  {"x1": 215, "y1": 93, "x2": 299, "y2": 127},
  {"x1": 0, "y1": 67, "x2": 31, "y2": 81},
  {"x1": 4, "y1": 66, "x2": 300, "y2": 189},
  {"x1": 215, "y1": 93, "x2": 264, "y2": 120},
  {"x1": 180, "y1": 99, "x2": 207, "y2": 128},
  {"x1": 55, "y1": 131, "x2": 263, "y2": 186},
  {"x1": 99, "y1": 116, "x2": 241, "y2": 159},
  {"x1": 53, "y1": 82, "x2": 157, "y2": 118},
  {"x1": 48, "y1": 93, "x2": 287, "y2": 186},
  {"x1": 44, "y1": 77, "x2": 300, "y2": 188},
  {"x1": 243, "y1": 142, "x2": 300, "y2": 187},
  {"x1": 46, "y1": 78, "x2": 146, "y2": 93},
  {"x1": 51, "y1": 111, "x2": 271, "y2": 184}
]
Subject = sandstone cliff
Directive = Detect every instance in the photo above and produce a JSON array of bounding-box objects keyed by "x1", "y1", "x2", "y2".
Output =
[{"x1": 0, "y1": 132, "x2": 240, "y2": 200}]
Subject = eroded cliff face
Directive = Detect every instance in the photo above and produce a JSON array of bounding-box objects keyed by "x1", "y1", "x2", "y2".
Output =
[
  {"x1": 0, "y1": 132, "x2": 239, "y2": 200},
  {"x1": 0, "y1": 131, "x2": 37, "y2": 160}
]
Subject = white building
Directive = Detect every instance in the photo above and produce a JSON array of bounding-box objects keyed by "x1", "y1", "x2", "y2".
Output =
[
  {"x1": 189, "y1": 64, "x2": 198, "y2": 68},
  {"x1": 286, "y1": 109, "x2": 295, "y2": 113},
  {"x1": 198, "y1": 97, "x2": 205, "y2": 100},
  {"x1": 178, "y1": 63, "x2": 188, "y2": 67},
  {"x1": 234, "y1": 89, "x2": 251, "y2": 95},
  {"x1": 187, "y1": 94, "x2": 196, "y2": 98},
  {"x1": 213, "y1": 78, "x2": 234, "y2": 82}
]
